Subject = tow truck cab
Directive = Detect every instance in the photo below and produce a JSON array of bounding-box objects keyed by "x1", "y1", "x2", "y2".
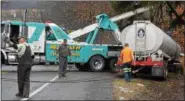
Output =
[{"x1": 1, "y1": 21, "x2": 71, "y2": 65}]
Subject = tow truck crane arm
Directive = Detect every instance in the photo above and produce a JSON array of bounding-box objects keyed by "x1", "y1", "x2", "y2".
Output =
[
  {"x1": 85, "y1": 13, "x2": 121, "y2": 44},
  {"x1": 69, "y1": 7, "x2": 149, "y2": 40}
]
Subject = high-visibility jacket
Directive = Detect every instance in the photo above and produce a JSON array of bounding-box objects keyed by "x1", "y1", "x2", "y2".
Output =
[
  {"x1": 122, "y1": 64, "x2": 131, "y2": 72},
  {"x1": 120, "y1": 47, "x2": 133, "y2": 72},
  {"x1": 120, "y1": 47, "x2": 133, "y2": 64}
]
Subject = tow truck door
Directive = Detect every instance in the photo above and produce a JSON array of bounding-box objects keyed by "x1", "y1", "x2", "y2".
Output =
[
  {"x1": 45, "y1": 23, "x2": 85, "y2": 63},
  {"x1": 27, "y1": 23, "x2": 46, "y2": 53}
]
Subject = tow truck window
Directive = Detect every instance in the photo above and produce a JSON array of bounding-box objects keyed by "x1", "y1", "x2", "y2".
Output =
[
  {"x1": 46, "y1": 26, "x2": 57, "y2": 41},
  {"x1": 50, "y1": 25, "x2": 70, "y2": 40},
  {"x1": 10, "y1": 25, "x2": 19, "y2": 43}
]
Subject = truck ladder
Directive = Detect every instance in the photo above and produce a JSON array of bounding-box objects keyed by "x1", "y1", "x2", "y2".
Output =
[{"x1": 134, "y1": 21, "x2": 149, "y2": 61}]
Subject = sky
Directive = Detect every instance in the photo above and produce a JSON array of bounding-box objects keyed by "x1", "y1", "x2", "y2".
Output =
[{"x1": 2, "y1": 1, "x2": 40, "y2": 10}]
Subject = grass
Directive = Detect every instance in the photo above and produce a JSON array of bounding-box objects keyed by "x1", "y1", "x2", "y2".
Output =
[
  {"x1": 112, "y1": 72, "x2": 184, "y2": 100},
  {"x1": 113, "y1": 78, "x2": 147, "y2": 100}
]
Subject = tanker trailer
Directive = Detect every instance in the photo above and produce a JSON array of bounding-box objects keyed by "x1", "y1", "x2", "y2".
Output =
[{"x1": 120, "y1": 21, "x2": 181, "y2": 80}]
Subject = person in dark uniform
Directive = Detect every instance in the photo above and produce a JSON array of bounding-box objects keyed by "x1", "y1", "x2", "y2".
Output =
[
  {"x1": 57, "y1": 39, "x2": 71, "y2": 77},
  {"x1": 9, "y1": 37, "x2": 34, "y2": 98}
]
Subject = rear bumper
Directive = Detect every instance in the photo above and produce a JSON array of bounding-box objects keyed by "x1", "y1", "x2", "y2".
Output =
[
  {"x1": 132, "y1": 61, "x2": 163, "y2": 67},
  {"x1": 131, "y1": 57, "x2": 163, "y2": 67}
]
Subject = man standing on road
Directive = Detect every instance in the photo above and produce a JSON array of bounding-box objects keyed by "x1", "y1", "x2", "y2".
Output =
[
  {"x1": 57, "y1": 39, "x2": 71, "y2": 77},
  {"x1": 9, "y1": 37, "x2": 34, "y2": 98},
  {"x1": 119, "y1": 43, "x2": 134, "y2": 82}
]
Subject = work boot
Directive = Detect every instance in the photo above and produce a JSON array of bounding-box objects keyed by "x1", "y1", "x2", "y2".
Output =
[
  {"x1": 15, "y1": 93, "x2": 23, "y2": 97},
  {"x1": 62, "y1": 73, "x2": 66, "y2": 77},
  {"x1": 22, "y1": 95, "x2": 29, "y2": 98},
  {"x1": 59, "y1": 74, "x2": 62, "y2": 78}
]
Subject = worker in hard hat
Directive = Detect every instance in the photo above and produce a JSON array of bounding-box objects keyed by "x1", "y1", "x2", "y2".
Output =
[{"x1": 118, "y1": 43, "x2": 134, "y2": 82}]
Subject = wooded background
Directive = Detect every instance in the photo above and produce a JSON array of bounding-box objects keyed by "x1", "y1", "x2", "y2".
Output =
[{"x1": 1, "y1": 1, "x2": 184, "y2": 51}]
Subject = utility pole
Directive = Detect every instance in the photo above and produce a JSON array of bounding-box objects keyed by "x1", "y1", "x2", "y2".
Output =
[
  {"x1": 21, "y1": 9, "x2": 28, "y2": 39},
  {"x1": 13, "y1": 13, "x2": 16, "y2": 20}
]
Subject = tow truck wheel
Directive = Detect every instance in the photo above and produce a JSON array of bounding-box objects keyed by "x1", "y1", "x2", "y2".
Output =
[
  {"x1": 109, "y1": 58, "x2": 118, "y2": 72},
  {"x1": 1, "y1": 52, "x2": 5, "y2": 65},
  {"x1": 4, "y1": 53, "x2": 9, "y2": 65},
  {"x1": 1, "y1": 52, "x2": 8, "y2": 65},
  {"x1": 75, "y1": 63, "x2": 89, "y2": 71},
  {"x1": 89, "y1": 56, "x2": 105, "y2": 72}
]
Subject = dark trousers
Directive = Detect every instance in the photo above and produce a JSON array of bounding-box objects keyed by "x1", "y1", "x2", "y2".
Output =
[
  {"x1": 124, "y1": 71, "x2": 131, "y2": 82},
  {"x1": 17, "y1": 64, "x2": 32, "y2": 96},
  {"x1": 59, "y1": 57, "x2": 68, "y2": 75},
  {"x1": 122, "y1": 62, "x2": 132, "y2": 82}
]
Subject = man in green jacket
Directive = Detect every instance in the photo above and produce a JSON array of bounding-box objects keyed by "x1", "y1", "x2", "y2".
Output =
[
  {"x1": 9, "y1": 37, "x2": 34, "y2": 98},
  {"x1": 57, "y1": 39, "x2": 71, "y2": 77}
]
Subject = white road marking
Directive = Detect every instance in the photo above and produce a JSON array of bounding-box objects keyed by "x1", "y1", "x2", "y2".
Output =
[{"x1": 21, "y1": 75, "x2": 58, "y2": 101}]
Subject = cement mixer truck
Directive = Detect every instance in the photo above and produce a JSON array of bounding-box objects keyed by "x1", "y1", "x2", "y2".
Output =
[{"x1": 120, "y1": 21, "x2": 182, "y2": 79}]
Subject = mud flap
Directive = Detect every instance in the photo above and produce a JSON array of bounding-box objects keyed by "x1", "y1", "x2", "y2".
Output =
[{"x1": 151, "y1": 66, "x2": 164, "y2": 77}]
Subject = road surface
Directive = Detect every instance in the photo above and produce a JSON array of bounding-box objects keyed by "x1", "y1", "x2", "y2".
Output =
[
  {"x1": 1, "y1": 65, "x2": 184, "y2": 100},
  {"x1": 1, "y1": 65, "x2": 114, "y2": 100}
]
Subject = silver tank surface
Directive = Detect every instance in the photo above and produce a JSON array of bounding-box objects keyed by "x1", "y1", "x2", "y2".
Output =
[{"x1": 120, "y1": 21, "x2": 181, "y2": 60}]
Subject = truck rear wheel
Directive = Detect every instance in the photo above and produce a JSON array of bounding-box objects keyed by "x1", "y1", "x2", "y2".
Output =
[
  {"x1": 1, "y1": 52, "x2": 5, "y2": 65},
  {"x1": 151, "y1": 61, "x2": 168, "y2": 80},
  {"x1": 162, "y1": 61, "x2": 168, "y2": 80},
  {"x1": 89, "y1": 56, "x2": 105, "y2": 72},
  {"x1": 109, "y1": 58, "x2": 118, "y2": 72},
  {"x1": 4, "y1": 53, "x2": 9, "y2": 65},
  {"x1": 75, "y1": 63, "x2": 88, "y2": 71}
]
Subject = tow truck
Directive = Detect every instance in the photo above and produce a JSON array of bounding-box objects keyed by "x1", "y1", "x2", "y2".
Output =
[{"x1": 1, "y1": 7, "x2": 149, "y2": 71}]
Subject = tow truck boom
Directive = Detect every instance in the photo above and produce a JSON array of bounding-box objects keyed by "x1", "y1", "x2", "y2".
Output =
[{"x1": 69, "y1": 7, "x2": 149, "y2": 39}]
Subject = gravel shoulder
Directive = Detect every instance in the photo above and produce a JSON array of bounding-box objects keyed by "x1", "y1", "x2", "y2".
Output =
[{"x1": 113, "y1": 72, "x2": 184, "y2": 100}]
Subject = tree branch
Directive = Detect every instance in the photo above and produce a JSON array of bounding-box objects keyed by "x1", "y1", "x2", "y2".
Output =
[
  {"x1": 151, "y1": 9, "x2": 157, "y2": 22},
  {"x1": 160, "y1": 4, "x2": 165, "y2": 23},
  {"x1": 166, "y1": 1, "x2": 185, "y2": 24}
]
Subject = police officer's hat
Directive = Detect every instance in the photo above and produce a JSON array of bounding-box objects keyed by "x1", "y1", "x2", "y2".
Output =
[
  {"x1": 18, "y1": 36, "x2": 27, "y2": 40},
  {"x1": 64, "y1": 39, "x2": 67, "y2": 42}
]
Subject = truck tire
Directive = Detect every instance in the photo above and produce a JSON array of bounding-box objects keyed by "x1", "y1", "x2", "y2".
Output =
[
  {"x1": 5, "y1": 53, "x2": 9, "y2": 65},
  {"x1": 75, "y1": 63, "x2": 89, "y2": 71},
  {"x1": 1, "y1": 52, "x2": 5, "y2": 65},
  {"x1": 89, "y1": 56, "x2": 105, "y2": 72},
  {"x1": 1, "y1": 52, "x2": 8, "y2": 65},
  {"x1": 151, "y1": 61, "x2": 168, "y2": 80},
  {"x1": 109, "y1": 58, "x2": 118, "y2": 72},
  {"x1": 162, "y1": 61, "x2": 168, "y2": 80}
]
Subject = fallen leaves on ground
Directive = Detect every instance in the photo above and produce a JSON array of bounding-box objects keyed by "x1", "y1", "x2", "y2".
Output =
[{"x1": 113, "y1": 73, "x2": 184, "y2": 100}]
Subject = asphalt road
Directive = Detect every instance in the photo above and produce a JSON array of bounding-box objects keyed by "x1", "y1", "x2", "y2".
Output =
[{"x1": 1, "y1": 65, "x2": 114, "y2": 100}]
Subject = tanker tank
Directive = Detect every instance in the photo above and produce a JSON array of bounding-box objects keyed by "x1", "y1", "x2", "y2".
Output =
[{"x1": 120, "y1": 21, "x2": 181, "y2": 61}]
